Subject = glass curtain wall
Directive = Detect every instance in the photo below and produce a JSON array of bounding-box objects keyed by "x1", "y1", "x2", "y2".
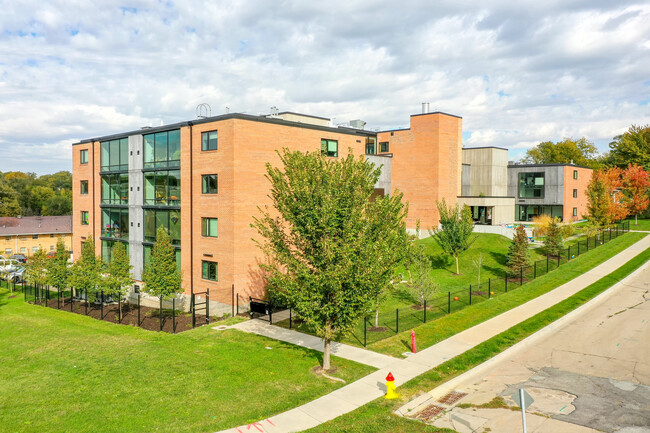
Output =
[
  {"x1": 101, "y1": 173, "x2": 129, "y2": 204},
  {"x1": 102, "y1": 208, "x2": 129, "y2": 239},
  {"x1": 144, "y1": 209, "x2": 181, "y2": 245},
  {"x1": 102, "y1": 240, "x2": 129, "y2": 264},
  {"x1": 144, "y1": 170, "x2": 181, "y2": 205},
  {"x1": 144, "y1": 130, "x2": 181, "y2": 169}
]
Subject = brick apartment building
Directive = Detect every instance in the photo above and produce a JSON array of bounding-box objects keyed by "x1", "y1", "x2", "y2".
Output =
[
  {"x1": 0, "y1": 216, "x2": 72, "y2": 257},
  {"x1": 72, "y1": 110, "x2": 462, "y2": 309}
]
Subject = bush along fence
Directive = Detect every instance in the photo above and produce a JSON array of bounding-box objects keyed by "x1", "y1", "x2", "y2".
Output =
[
  {"x1": 16, "y1": 282, "x2": 211, "y2": 334},
  {"x1": 268, "y1": 221, "x2": 630, "y2": 347}
]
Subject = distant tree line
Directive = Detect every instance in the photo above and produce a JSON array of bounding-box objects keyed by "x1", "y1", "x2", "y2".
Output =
[{"x1": 0, "y1": 171, "x2": 72, "y2": 217}]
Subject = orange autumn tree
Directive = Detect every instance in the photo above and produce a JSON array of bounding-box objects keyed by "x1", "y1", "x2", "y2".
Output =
[
  {"x1": 603, "y1": 167, "x2": 628, "y2": 222},
  {"x1": 622, "y1": 164, "x2": 650, "y2": 225},
  {"x1": 586, "y1": 168, "x2": 629, "y2": 226}
]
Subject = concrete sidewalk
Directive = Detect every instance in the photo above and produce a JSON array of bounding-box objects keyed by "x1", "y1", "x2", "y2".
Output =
[{"x1": 215, "y1": 234, "x2": 650, "y2": 433}]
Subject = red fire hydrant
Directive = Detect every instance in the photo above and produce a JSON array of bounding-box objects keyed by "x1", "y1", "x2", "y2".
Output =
[{"x1": 411, "y1": 329, "x2": 417, "y2": 353}]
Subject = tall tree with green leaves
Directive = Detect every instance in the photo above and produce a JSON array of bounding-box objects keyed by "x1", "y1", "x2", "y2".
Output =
[
  {"x1": 606, "y1": 125, "x2": 650, "y2": 171},
  {"x1": 46, "y1": 238, "x2": 71, "y2": 293},
  {"x1": 24, "y1": 247, "x2": 48, "y2": 288},
  {"x1": 544, "y1": 218, "x2": 564, "y2": 257},
  {"x1": 253, "y1": 149, "x2": 408, "y2": 370},
  {"x1": 506, "y1": 225, "x2": 530, "y2": 274},
  {"x1": 523, "y1": 138, "x2": 601, "y2": 168},
  {"x1": 103, "y1": 242, "x2": 133, "y2": 298},
  {"x1": 430, "y1": 198, "x2": 475, "y2": 275},
  {"x1": 69, "y1": 239, "x2": 103, "y2": 299},
  {"x1": 141, "y1": 227, "x2": 182, "y2": 299}
]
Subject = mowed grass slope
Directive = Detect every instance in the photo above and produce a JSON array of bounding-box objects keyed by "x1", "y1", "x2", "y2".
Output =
[{"x1": 0, "y1": 295, "x2": 374, "y2": 433}]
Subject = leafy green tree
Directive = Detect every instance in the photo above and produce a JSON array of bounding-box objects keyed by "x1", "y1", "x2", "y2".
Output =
[
  {"x1": 141, "y1": 227, "x2": 182, "y2": 299},
  {"x1": 24, "y1": 247, "x2": 48, "y2": 288},
  {"x1": 253, "y1": 149, "x2": 408, "y2": 370},
  {"x1": 523, "y1": 138, "x2": 601, "y2": 168},
  {"x1": 42, "y1": 194, "x2": 72, "y2": 216},
  {"x1": 103, "y1": 242, "x2": 133, "y2": 298},
  {"x1": 506, "y1": 225, "x2": 530, "y2": 274},
  {"x1": 544, "y1": 218, "x2": 564, "y2": 257},
  {"x1": 586, "y1": 171, "x2": 612, "y2": 226},
  {"x1": 430, "y1": 198, "x2": 475, "y2": 275},
  {"x1": 46, "y1": 238, "x2": 71, "y2": 293},
  {"x1": 606, "y1": 125, "x2": 650, "y2": 171},
  {"x1": 69, "y1": 239, "x2": 103, "y2": 299}
]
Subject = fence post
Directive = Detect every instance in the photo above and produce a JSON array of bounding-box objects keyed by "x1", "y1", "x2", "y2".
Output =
[
  {"x1": 206, "y1": 290, "x2": 210, "y2": 324},
  {"x1": 236, "y1": 294, "x2": 239, "y2": 316},
  {"x1": 138, "y1": 292, "x2": 141, "y2": 326},
  {"x1": 289, "y1": 308, "x2": 292, "y2": 329},
  {"x1": 395, "y1": 308, "x2": 399, "y2": 334},
  {"x1": 448, "y1": 292, "x2": 451, "y2": 314},
  {"x1": 469, "y1": 284, "x2": 472, "y2": 305},
  {"x1": 100, "y1": 291, "x2": 104, "y2": 320},
  {"x1": 568, "y1": 245, "x2": 571, "y2": 261},
  {"x1": 546, "y1": 255, "x2": 549, "y2": 272},
  {"x1": 173, "y1": 298, "x2": 176, "y2": 334},
  {"x1": 85, "y1": 288, "x2": 88, "y2": 315},
  {"x1": 520, "y1": 267, "x2": 523, "y2": 286},
  {"x1": 71, "y1": 286, "x2": 74, "y2": 311},
  {"x1": 488, "y1": 278, "x2": 491, "y2": 299},
  {"x1": 269, "y1": 309, "x2": 273, "y2": 325},
  {"x1": 534, "y1": 262, "x2": 537, "y2": 279},
  {"x1": 364, "y1": 318, "x2": 367, "y2": 347},
  {"x1": 118, "y1": 293, "x2": 122, "y2": 323},
  {"x1": 57, "y1": 288, "x2": 60, "y2": 309},
  {"x1": 505, "y1": 273, "x2": 508, "y2": 293},
  {"x1": 586, "y1": 236, "x2": 589, "y2": 251},
  {"x1": 159, "y1": 296, "x2": 163, "y2": 331},
  {"x1": 424, "y1": 300, "x2": 427, "y2": 323},
  {"x1": 231, "y1": 284, "x2": 234, "y2": 318},
  {"x1": 192, "y1": 294, "x2": 196, "y2": 328}
]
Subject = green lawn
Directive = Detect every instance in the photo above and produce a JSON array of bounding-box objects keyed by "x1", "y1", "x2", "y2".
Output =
[
  {"x1": 625, "y1": 217, "x2": 650, "y2": 231},
  {"x1": 305, "y1": 238, "x2": 650, "y2": 433},
  {"x1": 0, "y1": 294, "x2": 374, "y2": 433}
]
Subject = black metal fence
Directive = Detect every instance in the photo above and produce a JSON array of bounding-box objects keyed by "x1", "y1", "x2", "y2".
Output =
[{"x1": 353, "y1": 220, "x2": 630, "y2": 347}]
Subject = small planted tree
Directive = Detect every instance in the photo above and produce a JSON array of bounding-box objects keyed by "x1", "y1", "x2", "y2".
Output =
[
  {"x1": 69, "y1": 239, "x2": 103, "y2": 301},
  {"x1": 472, "y1": 253, "x2": 484, "y2": 290},
  {"x1": 405, "y1": 243, "x2": 438, "y2": 307},
  {"x1": 46, "y1": 238, "x2": 71, "y2": 298},
  {"x1": 141, "y1": 227, "x2": 182, "y2": 302},
  {"x1": 586, "y1": 171, "x2": 612, "y2": 226},
  {"x1": 430, "y1": 198, "x2": 475, "y2": 275},
  {"x1": 101, "y1": 242, "x2": 133, "y2": 320},
  {"x1": 544, "y1": 217, "x2": 564, "y2": 257},
  {"x1": 506, "y1": 225, "x2": 530, "y2": 275},
  {"x1": 25, "y1": 247, "x2": 48, "y2": 294},
  {"x1": 253, "y1": 149, "x2": 408, "y2": 370}
]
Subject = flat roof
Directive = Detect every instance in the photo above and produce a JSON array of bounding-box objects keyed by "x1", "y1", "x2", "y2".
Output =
[
  {"x1": 508, "y1": 163, "x2": 593, "y2": 170},
  {"x1": 463, "y1": 146, "x2": 509, "y2": 151},
  {"x1": 73, "y1": 112, "x2": 376, "y2": 145}
]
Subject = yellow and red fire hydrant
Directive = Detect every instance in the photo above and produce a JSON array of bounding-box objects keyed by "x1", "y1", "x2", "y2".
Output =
[{"x1": 385, "y1": 372, "x2": 399, "y2": 399}]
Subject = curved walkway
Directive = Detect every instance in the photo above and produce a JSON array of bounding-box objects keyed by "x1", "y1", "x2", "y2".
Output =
[{"x1": 216, "y1": 235, "x2": 650, "y2": 433}]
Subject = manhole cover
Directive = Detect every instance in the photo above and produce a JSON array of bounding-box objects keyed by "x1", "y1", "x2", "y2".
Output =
[{"x1": 437, "y1": 391, "x2": 468, "y2": 405}]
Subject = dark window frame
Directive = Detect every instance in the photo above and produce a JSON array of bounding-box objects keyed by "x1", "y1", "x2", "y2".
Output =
[
  {"x1": 573, "y1": 170, "x2": 578, "y2": 179},
  {"x1": 201, "y1": 130, "x2": 218, "y2": 151},
  {"x1": 518, "y1": 172, "x2": 545, "y2": 199},
  {"x1": 143, "y1": 169, "x2": 181, "y2": 206},
  {"x1": 379, "y1": 141, "x2": 389, "y2": 153},
  {"x1": 201, "y1": 218, "x2": 218, "y2": 237},
  {"x1": 100, "y1": 138, "x2": 129, "y2": 171},
  {"x1": 80, "y1": 180, "x2": 89, "y2": 195},
  {"x1": 81, "y1": 211, "x2": 89, "y2": 225},
  {"x1": 202, "y1": 174, "x2": 218, "y2": 194},
  {"x1": 143, "y1": 129, "x2": 181, "y2": 169},
  {"x1": 321, "y1": 139, "x2": 338, "y2": 157},
  {"x1": 573, "y1": 189, "x2": 578, "y2": 198},
  {"x1": 202, "y1": 260, "x2": 218, "y2": 281},
  {"x1": 80, "y1": 149, "x2": 89, "y2": 164}
]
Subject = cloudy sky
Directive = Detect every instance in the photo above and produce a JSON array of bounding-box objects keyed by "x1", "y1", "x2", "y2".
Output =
[{"x1": 1, "y1": 0, "x2": 649, "y2": 174}]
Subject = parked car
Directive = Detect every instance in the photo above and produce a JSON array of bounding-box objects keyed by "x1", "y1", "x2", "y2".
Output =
[
  {"x1": 7, "y1": 266, "x2": 25, "y2": 283},
  {"x1": 10, "y1": 254, "x2": 27, "y2": 264}
]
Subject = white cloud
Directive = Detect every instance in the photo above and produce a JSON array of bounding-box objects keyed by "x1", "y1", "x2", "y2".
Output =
[{"x1": 0, "y1": 0, "x2": 648, "y2": 174}]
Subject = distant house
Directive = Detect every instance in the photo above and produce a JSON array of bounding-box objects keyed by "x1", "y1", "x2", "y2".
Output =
[{"x1": 0, "y1": 216, "x2": 72, "y2": 257}]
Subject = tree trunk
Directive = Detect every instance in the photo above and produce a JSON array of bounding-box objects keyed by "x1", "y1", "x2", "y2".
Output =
[
  {"x1": 323, "y1": 338, "x2": 331, "y2": 370},
  {"x1": 636, "y1": 213, "x2": 638, "y2": 224},
  {"x1": 455, "y1": 256, "x2": 460, "y2": 275},
  {"x1": 375, "y1": 307, "x2": 379, "y2": 328}
]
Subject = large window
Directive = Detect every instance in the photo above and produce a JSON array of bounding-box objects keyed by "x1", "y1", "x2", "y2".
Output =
[
  {"x1": 80, "y1": 180, "x2": 88, "y2": 195},
  {"x1": 365, "y1": 138, "x2": 376, "y2": 155},
  {"x1": 102, "y1": 240, "x2": 129, "y2": 264},
  {"x1": 81, "y1": 211, "x2": 89, "y2": 225},
  {"x1": 202, "y1": 130, "x2": 218, "y2": 151},
  {"x1": 202, "y1": 261, "x2": 218, "y2": 281},
  {"x1": 202, "y1": 174, "x2": 218, "y2": 194},
  {"x1": 518, "y1": 172, "x2": 545, "y2": 198},
  {"x1": 80, "y1": 149, "x2": 88, "y2": 164},
  {"x1": 100, "y1": 138, "x2": 129, "y2": 171},
  {"x1": 144, "y1": 209, "x2": 181, "y2": 244},
  {"x1": 201, "y1": 218, "x2": 218, "y2": 237},
  {"x1": 144, "y1": 130, "x2": 181, "y2": 169},
  {"x1": 379, "y1": 142, "x2": 389, "y2": 153},
  {"x1": 101, "y1": 208, "x2": 129, "y2": 239},
  {"x1": 101, "y1": 173, "x2": 129, "y2": 204},
  {"x1": 144, "y1": 170, "x2": 181, "y2": 206},
  {"x1": 321, "y1": 139, "x2": 338, "y2": 157},
  {"x1": 516, "y1": 205, "x2": 563, "y2": 222}
]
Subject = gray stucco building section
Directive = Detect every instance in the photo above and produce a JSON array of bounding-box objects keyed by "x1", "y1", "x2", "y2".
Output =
[
  {"x1": 507, "y1": 165, "x2": 565, "y2": 206},
  {"x1": 461, "y1": 164, "x2": 471, "y2": 196},
  {"x1": 366, "y1": 155, "x2": 392, "y2": 195},
  {"x1": 128, "y1": 134, "x2": 144, "y2": 280}
]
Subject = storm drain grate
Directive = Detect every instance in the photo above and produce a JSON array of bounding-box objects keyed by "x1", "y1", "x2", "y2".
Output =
[
  {"x1": 437, "y1": 391, "x2": 468, "y2": 405},
  {"x1": 414, "y1": 404, "x2": 446, "y2": 421}
]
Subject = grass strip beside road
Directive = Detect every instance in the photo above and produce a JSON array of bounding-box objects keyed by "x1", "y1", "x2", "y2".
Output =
[
  {"x1": 0, "y1": 293, "x2": 374, "y2": 433},
  {"x1": 305, "y1": 240, "x2": 650, "y2": 433},
  {"x1": 370, "y1": 232, "x2": 646, "y2": 357}
]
